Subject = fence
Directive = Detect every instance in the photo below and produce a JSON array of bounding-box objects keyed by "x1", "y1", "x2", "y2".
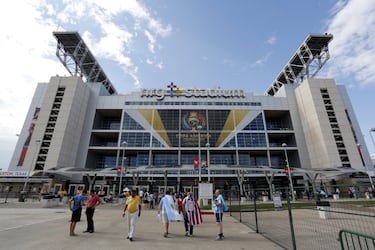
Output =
[
  {"x1": 0, "y1": 191, "x2": 41, "y2": 203},
  {"x1": 338, "y1": 229, "x2": 375, "y2": 250},
  {"x1": 225, "y1": 184, "x2": 375, "y2": 250}
]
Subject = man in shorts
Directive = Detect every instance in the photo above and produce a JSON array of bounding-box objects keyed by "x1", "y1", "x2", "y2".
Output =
[
  {"x1": 214, "y1": 189, "x2": 225, "y2": 240},
  {"x1": 69, "y1": 190, "x2": 87, "y2": 236},
  {"x1": 158, "y1": 190, "x2": 175, "y2": 237}
]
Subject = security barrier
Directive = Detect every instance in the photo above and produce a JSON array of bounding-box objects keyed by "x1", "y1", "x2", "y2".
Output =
[
  {"x1": 338, "y1": 229, "x2": 375, "y2": 250},
  {"x1": 227, "y1": 184, "x2": 375, "y2": 250}
]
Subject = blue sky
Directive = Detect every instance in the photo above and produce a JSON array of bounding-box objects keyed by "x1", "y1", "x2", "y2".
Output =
[{"x1": 0, "y1": 0, "x2": 375, "y2": 170}]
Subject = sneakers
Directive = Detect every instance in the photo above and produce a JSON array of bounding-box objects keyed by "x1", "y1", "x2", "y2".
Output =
[
  {"x1": 185, "y1": 231, "x2": 189, "y2": 237},
  {"x1": 129, "y1": 237, "x2": 133, "y2": 241},
  {"x1": 163, "y1": 232, "x2": 168, "y2": 238},
  {"x1": 215, "y1": 234, "x2": 223, "y2": 240}
]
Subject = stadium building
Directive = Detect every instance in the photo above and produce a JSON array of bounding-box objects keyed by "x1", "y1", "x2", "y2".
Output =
[{"x1": 6, "y1": 32, "x2": 374, "y2": 197}]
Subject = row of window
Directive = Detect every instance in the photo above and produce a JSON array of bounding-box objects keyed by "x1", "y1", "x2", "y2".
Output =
[
  {"x1": 320, "y1": 88, "x2": 350, "y2": 167},
  {"x1": 36, "y1": 87, "x2": 66, "y2": 170},
  {"x1": 91, "y1": 132, "x2": 271, "y2": 148},
  {"x1": 95, "y1": 153, "x2": 285, "y2": 169},
  {"x1": 124, "y1": 101, "x2": 262, "y2": 106}
]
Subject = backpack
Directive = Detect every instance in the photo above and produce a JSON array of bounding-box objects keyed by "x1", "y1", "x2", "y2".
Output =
[
  {"x1": 221, "y1": 197, "x2": 229, "y2": 212},
  {"x1": 223, "y1": 202, "x2": 229, "y2": 212}
]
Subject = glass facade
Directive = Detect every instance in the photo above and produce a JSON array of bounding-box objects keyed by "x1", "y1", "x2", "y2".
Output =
[{"x1": 89, "y1": 107, "x2": 298, "y2": 170}]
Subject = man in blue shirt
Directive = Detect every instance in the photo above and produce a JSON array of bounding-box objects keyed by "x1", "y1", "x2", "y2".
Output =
[{"x1": 69, "y1": 190, "x2": 87, "y2": 236}]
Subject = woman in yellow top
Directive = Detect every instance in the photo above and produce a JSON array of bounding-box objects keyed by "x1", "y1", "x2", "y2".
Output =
[{"x1": 122, "y1": 190, "x2": 141, "y2": 241}]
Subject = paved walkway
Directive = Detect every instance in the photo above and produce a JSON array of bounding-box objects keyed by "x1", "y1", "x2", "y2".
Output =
[{"x1": 0, "y1": 200, "x2": 283, "y2": 250}]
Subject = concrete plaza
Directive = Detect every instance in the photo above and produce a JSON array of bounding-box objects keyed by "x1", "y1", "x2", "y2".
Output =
[{"x1": 0, "y1": 200, "x2": 283, "y2": 250}]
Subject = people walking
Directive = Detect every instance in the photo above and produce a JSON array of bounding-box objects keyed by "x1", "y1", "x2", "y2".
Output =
[
  {"x1": 68, "y1": 190, "x2": 87, "y2": 236},
  {"x1": 84, "y1": 190, "x2": 102, "y2": 233},
  {"x1": 177, "y1": 194, "x2": 183, "y2": 214},
  {"x1": 214, "y1": 189, "x2": 225, "y2": 240},
  {"x1": 158, "y1": 190, "x2": 179, "y2": 237},
  {"x1": 122, "y1": 189, "x2": 141, "y2": 241},
  {"x1": 182, "y1": 192, "x2": 202, "y2": 236}
]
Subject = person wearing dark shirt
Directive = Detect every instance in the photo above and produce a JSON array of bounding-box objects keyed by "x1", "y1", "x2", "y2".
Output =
[{"x1": 84, "y1": 190, "x2": 102, "y2": 233}]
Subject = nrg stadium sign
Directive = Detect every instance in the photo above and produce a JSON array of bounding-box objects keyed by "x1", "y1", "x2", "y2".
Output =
[{"x1": 141, "y1": 82, "x2": 245, "y2": 101}]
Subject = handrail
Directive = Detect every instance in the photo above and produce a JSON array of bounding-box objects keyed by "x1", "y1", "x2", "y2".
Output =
[{"x1": 338, "y1": 229, "x2": 375, "y2": 250}]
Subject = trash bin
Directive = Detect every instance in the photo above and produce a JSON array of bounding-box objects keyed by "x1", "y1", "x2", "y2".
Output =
[
  {"x1": 18, "y1": 191, "x2": 27, "y2": 202},
  {"x1": 42, "y1": 194, "x2": 55, "y2": 208},
  {"x1": 316, "y1": 200, "x2": 331, "y2": 219},
  {"x1": 62, "y1": 195, "x2": 69, "y2": 204}
]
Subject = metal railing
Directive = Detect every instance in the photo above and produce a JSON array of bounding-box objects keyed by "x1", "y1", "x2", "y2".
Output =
[
  {"x1": 339, "y1": 229, "x2": 375, "y2": 250},
  {"x1": 225, "y1": 184, "x2": 375, "y2": 250}
]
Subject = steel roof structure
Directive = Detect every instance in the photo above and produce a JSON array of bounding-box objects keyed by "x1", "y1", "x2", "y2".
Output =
[
  {"x1": 265, "y1": 33, "x2": 333, "y2": 96},
  {"x1": 53, "y1": 31, "x2": 117, "y2": 95}
]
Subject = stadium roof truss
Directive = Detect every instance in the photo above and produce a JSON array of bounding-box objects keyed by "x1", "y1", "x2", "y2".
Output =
[
  {"x1": 265, "y1": 33, "x2": 333, "y2": 96},
  {"x1": 53, "y1": 31, "x2": 117, "y2": 95}
]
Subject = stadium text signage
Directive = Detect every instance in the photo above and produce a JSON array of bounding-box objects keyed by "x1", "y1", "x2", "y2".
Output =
[
  {"x1": 141, "y1": 82, "x2": 245, "y2": 100},
  {"x1": 141, "y1": 83, "x2": 245, "y2": 101},
  {"x1": 0, "y1": 171, "x2": 28, "y2": 177}
]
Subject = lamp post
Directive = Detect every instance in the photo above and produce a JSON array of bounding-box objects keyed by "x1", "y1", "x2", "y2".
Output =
[
  {"x1": 197, "y1": 125, "x2": 202, "y2": 182},
  {"x1": 206, "y1": 142, "x2": 210, "y2": 182},
  {"x1": 118, "y1": 141, "x2": 127, "y2": 196},
  {"x1": 20, "y1": 139, "x2": 41, "y2": 202},
  {"x1": 370, "y1": 128, "x2": 375, "y2": 189},
  {"x1": 357, "y1": 143, "x2": 374, "y2": 189},
  {"x1": 370, "y1": 128, "x2": 375, "y2": 147},
  {"x1": 282, "y1": 143, "x2": 295, "y2": 201}
]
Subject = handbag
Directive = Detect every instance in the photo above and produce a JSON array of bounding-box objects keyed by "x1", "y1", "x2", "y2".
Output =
[{"x1": 223, "y1": 202, "x2": 229, "y2": 212}]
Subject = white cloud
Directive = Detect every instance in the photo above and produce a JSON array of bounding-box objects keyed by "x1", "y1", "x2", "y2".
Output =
[
  {"x1": 325, "y1": 0, "x2": 375, "y2": 87},
  {"x1": 145, "y1": 30, "x2": 156, "y2": 53},
  {"x1": 251, "y1": 52, "x2": 272, "y2": 67},
  {"x1": 0, "y1": 0, "x2": 172, "y2": 169},
  {"x1": 266, "y1": 36, "x2": 277, "y2": 45},
  {"x1": 156, "y1": 62, "x2": 163, "y2": 70},
  {"x1": 33, "y1": 0, "x2": 172, "y2": 89},
  {"x1": 0, "y1": 0, "x2": 67, "y2": 169}
]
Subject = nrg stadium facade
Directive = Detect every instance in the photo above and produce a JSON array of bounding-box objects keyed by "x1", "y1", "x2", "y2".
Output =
[{"x1": 7, "y1": 32, "x2": 374, "y2": 197}]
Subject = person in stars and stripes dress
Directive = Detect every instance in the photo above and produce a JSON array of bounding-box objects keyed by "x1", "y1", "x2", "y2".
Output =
[{"x1": 182, "y1": 192, "x2": 203, "y2": 237}]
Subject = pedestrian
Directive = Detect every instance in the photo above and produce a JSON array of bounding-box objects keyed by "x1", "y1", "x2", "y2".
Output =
[
  {"x1": 177, "y1": 194, "x2": 183, "y2": 214},
  {"x1": 148, "y1": 192, "x2": 154, "y2": 209},
  {"x1": 214, "y1": 189, "x2": 225, "y2": 240},
  {"x1": 182, "y1": 192, "x2": 202, "y2": 236},
  {"x1": 84, "y1": 190, "x2": 102, "y2": 233},
  {"x1": 158, "y1": 190, "x2": 179, "y2": 238},
  {"x1": 68, "y1": 190, "x2": 87, "y2": 236},
  {"x1": 351, "y1": 186, "x2": 358, "y2": 199},
  {"x1": 122, "y1": 189, "x2": 141, "y2": 241}
]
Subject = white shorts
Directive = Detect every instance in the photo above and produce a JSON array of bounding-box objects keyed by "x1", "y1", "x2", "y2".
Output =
[{"x1": 161, "y1": 212, "x2": 169, "y2": 224}]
